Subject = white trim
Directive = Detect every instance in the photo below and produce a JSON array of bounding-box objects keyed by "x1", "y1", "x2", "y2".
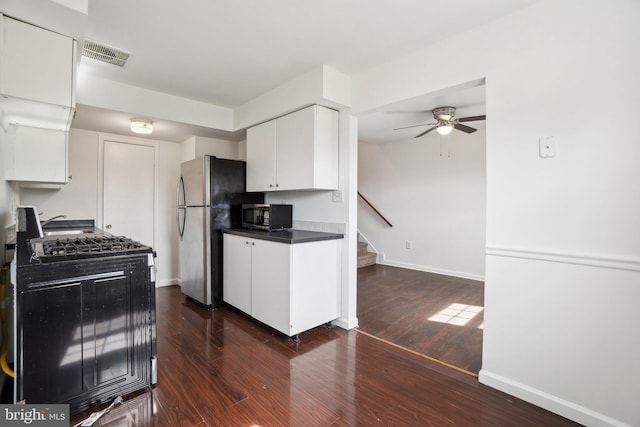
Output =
[
  {"x1": 333, "y1": 317, "x2": 359, "y2": 330},
  {"x1": 356, "y1": 229, "x2": 379, "y2": 254},
  {"x1": 486, "y1": 246, "x2": 640, "y2": 272},
  {"x1": 479, "y1": 370, "x2": 632, "y2": 427},
  {"x1": 380, "y1": 257, "x2": 484, "y2": 282},
  {"x1": 156, "y1": 279, "x2": 179, "y2": 288}
]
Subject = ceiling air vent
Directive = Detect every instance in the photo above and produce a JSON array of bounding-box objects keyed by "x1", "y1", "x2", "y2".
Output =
[{"x1": 82, "y1": 39, "x2": 130, "y2": 67}]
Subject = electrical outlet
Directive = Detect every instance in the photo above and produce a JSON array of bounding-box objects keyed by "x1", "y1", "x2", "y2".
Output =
[
  {"x1": 406, "y1": 241, "x2": 412, "y2": 249},
  {"x1": 332, "y1": 189, "x2": 344, "y2": 202}
]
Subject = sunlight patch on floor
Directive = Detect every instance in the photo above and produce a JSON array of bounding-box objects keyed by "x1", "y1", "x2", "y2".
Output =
[{"x1": 429, "y1": 303, "x2": 483, "y2": 326}]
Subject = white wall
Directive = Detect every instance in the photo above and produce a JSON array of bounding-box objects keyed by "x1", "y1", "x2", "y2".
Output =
[
  {"x1": 0, "y1": 127, "x2": 19, "y2": 263},
  {"x1": 20, "y1": 128, "x2": 181, "y2": 287},
  {"x1": 156, "y1": 138, "x2": 180, "y2": 286},
  {"x1": 77, "y1": 74, "x2": 235, "y2": 132},
  {"x1": 358, "y1": 126, "x2": 486, "y2": 280},
  {"x1": 351, "y1": 1, "x2": 640, "y2": 426},
  {"x1": 20, "y1": 129, "x2": 99, "y2": 220},
  {"x1": 180, "y1": 135, "x2": 241, "y2": 163}
]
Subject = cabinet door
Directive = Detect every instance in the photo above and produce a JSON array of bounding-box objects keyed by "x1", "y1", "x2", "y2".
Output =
[
  {"x1": 6, "y1": 125, "x2": 68, "y2": 183},
  {"x1": 290, "y1": 240, "x2": 340, "y2": 335},
  {"x1": 251, "y1": 240, "x2": 291, "y2": 335},
  {"x1": 275, "y1": 106, "x2": 316, "y2": 191},
  {"x1": 312, "y1": 105, "x2": 340, "y2": 190},
  {"x1": 20, "y1": 283, "x2": 83, "y2": 403},
  {"x1": 82, "y1": 273, "x2": 133, "y2": 387},
  {"x1": 246, "y1": 120, "x2": 276, "y2": 191},
  {"x1": 1, "y1": 16, "x2": 74, "y2": 106},
  {"x1": 223, "y1": 234, "x2": 253, "y2": 314}
]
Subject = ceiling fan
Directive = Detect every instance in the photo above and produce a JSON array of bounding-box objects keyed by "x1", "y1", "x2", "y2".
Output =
[{"x1": 394, "y1": 106, "x2": 486, "y2": 138}]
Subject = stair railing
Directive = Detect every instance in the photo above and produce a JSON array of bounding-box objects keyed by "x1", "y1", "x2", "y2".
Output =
[{"x1": 358, "y1": 192, "x2": 393, "y2": 227}]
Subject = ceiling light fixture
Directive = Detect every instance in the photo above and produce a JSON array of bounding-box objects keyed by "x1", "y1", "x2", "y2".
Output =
[
  {"x1": 130, "y1": 118, "x2": 153, "y2": 134},
  {"x1": 436, "y1": 120, "x2": 453, "y2": 135}
]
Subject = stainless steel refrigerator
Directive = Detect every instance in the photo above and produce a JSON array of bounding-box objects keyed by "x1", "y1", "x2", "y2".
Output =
[{"x1": 177, "y1": 156, "x2": 263, "y2": 307}]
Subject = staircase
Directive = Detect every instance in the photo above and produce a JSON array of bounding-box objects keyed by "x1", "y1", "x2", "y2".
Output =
[{"x1": 357, "y1": 241, "x2": 377, "y2": 268}]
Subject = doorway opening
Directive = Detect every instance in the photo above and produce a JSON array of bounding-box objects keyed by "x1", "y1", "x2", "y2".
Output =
[{"x1": 355, "y1": 81, "x2": 486, "y2": 375}]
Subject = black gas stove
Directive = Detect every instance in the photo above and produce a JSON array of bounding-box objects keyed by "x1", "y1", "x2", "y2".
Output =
[
  {"x1": 13, "y1": 208, "x2": 157, "y2": 414},
  {"x1": 30, "y1": 234, "x2": 152, "y2": 263}
]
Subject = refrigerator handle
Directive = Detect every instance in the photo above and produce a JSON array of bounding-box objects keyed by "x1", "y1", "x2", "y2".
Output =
[{"x1": 177, "y1": 176, "x2": 186, "y2": 238}]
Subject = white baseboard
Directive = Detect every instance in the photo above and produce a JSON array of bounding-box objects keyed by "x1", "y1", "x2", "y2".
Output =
[
  {"x1": 379, "y1": 258, "x2": 484, "y2": 282},
  {"x1": 333, "y1": 316, "x2": 358, "y2": 330},
  {"x1": 479, "y1": 370, "x2": 631, "y2": 427},
  {"x1": 156, "y1": 278, "x2": 180, "y2": 287}
]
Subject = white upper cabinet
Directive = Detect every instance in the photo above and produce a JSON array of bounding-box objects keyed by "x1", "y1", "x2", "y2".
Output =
[
  {"x1": 246, "y1": 105, "x2": 339, "y2": 192},
  {"x1": 1, "y1": 15, "x2": 75, "y2": 108},
  {"x1": 4, "y1": 124, "x2": 68, "y2": 184},
  {"x1": 1, "y1": 16, "x2": 77, "y2": 185},
  {"x1": 246, "y1": 119, "x2": 277, "y2": 192}
]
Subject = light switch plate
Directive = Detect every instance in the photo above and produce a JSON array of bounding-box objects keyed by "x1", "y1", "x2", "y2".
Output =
[{"x1": 332, "y1": 189, "x2": 344, "y2": 202}]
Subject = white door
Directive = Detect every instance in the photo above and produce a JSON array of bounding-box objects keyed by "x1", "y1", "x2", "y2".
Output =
[{"x1": 103, "y1": 140, "x2": 155, "y2": 246}]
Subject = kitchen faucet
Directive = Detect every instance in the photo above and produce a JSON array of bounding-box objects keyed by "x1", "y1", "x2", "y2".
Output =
[{"x1": 40, "y1": 214, "x2": 67, "y2": 226}]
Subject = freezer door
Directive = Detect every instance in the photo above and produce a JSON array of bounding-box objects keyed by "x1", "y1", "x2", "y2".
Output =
[
  {"x1": 179, "y1": 206, "x2": 212, "y2": 306},
  {"x1": 180, "y1": 156, "x2": 211, "y2": 207}
]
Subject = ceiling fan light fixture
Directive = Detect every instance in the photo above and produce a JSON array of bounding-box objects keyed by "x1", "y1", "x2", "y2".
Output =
[
  {"x1": 436, "y1": 121, "x2": 453, "y2": 135},
  {"x1": 432, "y1": 106, "x2": 456, "y2": 121},
  {"x1": 130, "y1": 118, "x2": 153, "y2": 134}
]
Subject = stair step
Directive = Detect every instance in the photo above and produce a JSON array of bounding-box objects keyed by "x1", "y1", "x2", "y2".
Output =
[
  {"x1": 357, "y1": 241, "x2": 368, "y2": 254},
  {"x1": 357, "y1": 251, "x2": 377, "y2": 268}
]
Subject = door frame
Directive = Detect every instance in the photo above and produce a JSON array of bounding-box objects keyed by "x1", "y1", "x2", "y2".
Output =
[{"x1": 97, "y1": 135, "x2": 160, "y2": 249}]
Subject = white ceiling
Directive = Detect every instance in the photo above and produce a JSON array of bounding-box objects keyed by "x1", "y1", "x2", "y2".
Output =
[{"x1": 71, "y1": 0, "x2": 537, "y2": 143}]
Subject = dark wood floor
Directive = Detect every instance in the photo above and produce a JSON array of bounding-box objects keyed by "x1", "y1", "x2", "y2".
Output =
[
  {"x1": 357, "y1": 264, "x2": 484, "y2": 374},
  {"x1": 70, "y1": 285, "x2": 580, "y2": 426}
]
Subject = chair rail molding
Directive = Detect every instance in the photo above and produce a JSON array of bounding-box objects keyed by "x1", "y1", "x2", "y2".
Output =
[{"x1": 485, "y1": 246, "x2": 640, "y2": 273}]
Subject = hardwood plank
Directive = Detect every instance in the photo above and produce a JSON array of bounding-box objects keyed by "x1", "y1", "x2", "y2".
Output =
[{"x1": 70, "y1": 285, "x2": 580, "y2": 427}]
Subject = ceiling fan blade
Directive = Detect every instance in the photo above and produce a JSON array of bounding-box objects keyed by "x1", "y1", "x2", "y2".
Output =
[
  {"x1": 457, "y1": 114, "x2": 486, "y2": 123},
  {"x1": 454, "y1": 123, "x2": 477, "y2": 133},
  {"x1": 415, "y1": 126, "x2": 437, "y2": 138},
  {"x1": 393, "y1": 122, "x2": 434, "y2": 131}
]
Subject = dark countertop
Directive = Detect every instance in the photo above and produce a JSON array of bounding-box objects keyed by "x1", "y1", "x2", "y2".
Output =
[{"x1": 224, "y1": 228, "x2": 343, "y2": 244}]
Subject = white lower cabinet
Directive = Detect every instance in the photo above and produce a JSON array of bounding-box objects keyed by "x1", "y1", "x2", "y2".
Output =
[
  {"x1": 223, "y1": 233, "x2": 340, "y2": 337},
  {"x1": 223, "y1": 234, "x2": 254, "y2": 314},
  {"x1": 250, "y1": 239, "x2": 292, "y2": 333}
]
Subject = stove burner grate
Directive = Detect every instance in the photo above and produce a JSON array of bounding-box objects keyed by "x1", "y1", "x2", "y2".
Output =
[{"x1": 42, "y1": 236, "x2": 146, "y2": 257}]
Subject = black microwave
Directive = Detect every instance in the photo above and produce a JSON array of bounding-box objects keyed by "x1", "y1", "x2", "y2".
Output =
[{"x1": 242, "y1": 204, "x2": 292, "y2": 231}]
